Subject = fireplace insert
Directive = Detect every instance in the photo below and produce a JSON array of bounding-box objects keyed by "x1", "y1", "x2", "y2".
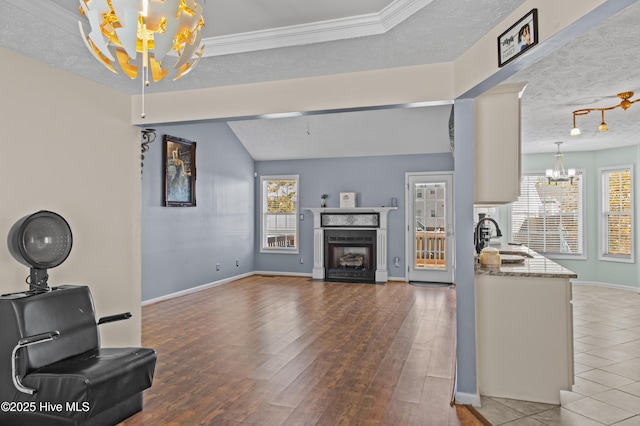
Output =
[{"x1": 324, "y1": 229, "x2": 376, "y2": 283}]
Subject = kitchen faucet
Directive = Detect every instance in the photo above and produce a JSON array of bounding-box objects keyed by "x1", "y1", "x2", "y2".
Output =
[{"x1": 474, "y1": 216, "x2": 502, "y2": 254}]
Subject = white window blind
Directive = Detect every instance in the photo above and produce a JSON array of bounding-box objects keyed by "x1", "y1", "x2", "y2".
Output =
[
  {"x1": 261, "y1": 175, "x2": 299, "y2": 253},
  {"x1": 510, "y1": 173, "x2": 584, "y2": 257},
  {"x1": 600, "y1": 166, "x2": 633, "y2": 262}
]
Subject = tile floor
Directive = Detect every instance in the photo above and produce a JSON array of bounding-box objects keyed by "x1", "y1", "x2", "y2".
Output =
[{"x1": 474, "y1": 284, "x2": 640, "y2": 425}]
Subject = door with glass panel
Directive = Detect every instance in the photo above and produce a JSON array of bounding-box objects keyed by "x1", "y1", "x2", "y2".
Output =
[{"x1": 406, "y1": 173, "x2": 454, "y2": 283}]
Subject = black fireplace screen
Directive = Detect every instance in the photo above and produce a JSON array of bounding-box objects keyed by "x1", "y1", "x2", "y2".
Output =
[{"x1": 324, "y1": 229, "x2": 376, "y2": 283}]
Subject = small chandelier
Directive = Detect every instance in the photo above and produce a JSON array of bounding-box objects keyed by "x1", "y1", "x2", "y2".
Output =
[
  {"x1": 571, "y1": 91, "x2": 639, "y2": 136},
  {"x1": 78, "y1": 0, "x2": 206, "y2": 118},
  {"x1": 546, "y1": 142, "x2": 575, "y2": 185}
]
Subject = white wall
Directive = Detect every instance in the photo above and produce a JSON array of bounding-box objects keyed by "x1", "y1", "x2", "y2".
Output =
[{"x1": 0, "y1": 46, "x2": 142, "y2": 346}]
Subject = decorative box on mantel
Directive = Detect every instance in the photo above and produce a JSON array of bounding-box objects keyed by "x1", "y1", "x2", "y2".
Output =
[{"x1": 305, "y1": 207, "x2": 397, "y2": 283}]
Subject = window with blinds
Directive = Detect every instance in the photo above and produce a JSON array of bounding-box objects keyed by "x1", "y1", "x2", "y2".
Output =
[
  {"x1": 600, "y1": 166, "x2": 633, "y2": 262},
  {"x1": 260, "y1": 175, "x2": 299, "y2": 253},
  {"x1": 510, "y1": 172, "x2": 584, "y2": 258}
]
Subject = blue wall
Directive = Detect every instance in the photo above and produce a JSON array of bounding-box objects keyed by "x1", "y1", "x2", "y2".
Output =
[
  {"x1": 254, "y1": 153, "x2": 454, "y2": 276},
  {"x1": 141, "y1": 121, "x2": 455, "y2": 300},
  {"x1": 141, "y1": 122, "x2": 256, "y2": 301}
]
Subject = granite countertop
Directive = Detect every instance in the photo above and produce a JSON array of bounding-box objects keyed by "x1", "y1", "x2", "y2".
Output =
[{"x1": 475, "y1": 245, "x2": 578, "y2": 278}]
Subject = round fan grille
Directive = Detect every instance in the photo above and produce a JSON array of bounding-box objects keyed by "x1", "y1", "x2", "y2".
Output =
[{"x1": 8, "y1": 211, "x2": 72, "y2": 269}]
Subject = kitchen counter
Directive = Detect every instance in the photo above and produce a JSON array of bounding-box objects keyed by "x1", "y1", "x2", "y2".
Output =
[
  {"x1": 475, "y1": 245, "x2": 577, "y2": 279},
  {"x1": 475, "y1": 244, "x2": 575, "y2": 404}
]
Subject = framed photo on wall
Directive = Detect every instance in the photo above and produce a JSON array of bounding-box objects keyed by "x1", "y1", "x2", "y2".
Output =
[
  {"x1": 498, "y1": 9, "x2": 538, "y2": 67},
  {"x1": 163, "y1": 134, "x2": 196, "y2": 207}
]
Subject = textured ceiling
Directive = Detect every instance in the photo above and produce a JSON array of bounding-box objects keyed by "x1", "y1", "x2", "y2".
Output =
[
  {"x1": 1, "y1": 0, "x2": 639, "y2": 158},
  {"x1": 506, "y1": 2, "x2": 640, "y2": 154}
]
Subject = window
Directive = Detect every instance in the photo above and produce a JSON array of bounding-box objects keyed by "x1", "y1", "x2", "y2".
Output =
[
  {"x1": 510, "y1": 172, "x2": 585, "y2": 258},
  {"x1": 260, "y1": 175, "x2": 299, "y2": 253},
  {"x1": 599, "y1": 166, "x2": 633, "y2": 262}
]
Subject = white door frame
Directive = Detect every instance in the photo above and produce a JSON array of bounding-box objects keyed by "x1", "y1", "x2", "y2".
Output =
[{"x1": 405, "y1": 172, "x2": 455, "y2": 283}]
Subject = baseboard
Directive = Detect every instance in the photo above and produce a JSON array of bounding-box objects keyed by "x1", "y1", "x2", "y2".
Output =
[
  {"x1": 455, "y1": 391, "x2": 481, "y2": 407},
  {"x1": 253, "y1": 271, "x2": 313, "y2": 278},
  {"x1": 387, "y1": 275, "x2": 406, "y2": 282},
  {"x1": 142, "y1": 272, "x2": 254, "y2": 305},
  {"x1": 572, "y1": 280, "x2": 640, "y2": 293}
]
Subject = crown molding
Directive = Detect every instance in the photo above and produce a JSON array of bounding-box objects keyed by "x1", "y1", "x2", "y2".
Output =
[
  {"x1": 9, "y1": 0, "x2": 432, "y2": 57},
  {"x1": 202, "y1": 0, "x2": 433, "y2": 56}
]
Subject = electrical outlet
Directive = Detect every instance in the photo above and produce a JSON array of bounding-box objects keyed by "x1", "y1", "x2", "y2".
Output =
[
  {"x1": 216, "y1": 263, "x2": 220, "y2": 271},
  {"x1": 236, "y1": 259, "x2": 239, "y2": 267}
]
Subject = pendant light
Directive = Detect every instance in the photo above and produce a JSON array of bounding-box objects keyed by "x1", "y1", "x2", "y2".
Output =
[
  {"x1": 546, "y1": 142, "x2": 575, "y2": 185},
  {"x1": 78, "y1": 0, "x2": 206, "y2": 118}
]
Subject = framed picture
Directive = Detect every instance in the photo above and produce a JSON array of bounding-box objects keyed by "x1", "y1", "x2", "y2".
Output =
[
  {"x1": 498, "y1": 9, "x2": 538, "y2": 67},
  {"x1": 163, "y1": 134, "x2": 196, "y2": 207}
]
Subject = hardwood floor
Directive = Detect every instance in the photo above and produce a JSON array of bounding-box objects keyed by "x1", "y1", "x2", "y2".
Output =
[{"x1": 121, "y1": 276, "x2": 482, "y2": 425}]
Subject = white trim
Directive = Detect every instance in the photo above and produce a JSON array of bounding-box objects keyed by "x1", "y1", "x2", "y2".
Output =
[
  {"x1": 260, "y1": 174, "x2": 300, "y2": 254},
  {"x1": 253, "y1": 271, "x2": 313, "y2": 278},
  {"x1": 598, "y1": 164, "x2": 634, "y2": 263},
  {"x1": 454, "y1": 391, "x2": 481, "y2": 407},
  {"x1": 201, "y1": 0, "x2": 433, "y2": 56},
  {"x1": 572, "y1": 280, "x2": 640, "y2": 293},
  {"x1": 141, "y1": 272, "x2": 254, "y2": 305},
  {"x1": 405, "y1": 171, "x2": 455, "y2": 283}
]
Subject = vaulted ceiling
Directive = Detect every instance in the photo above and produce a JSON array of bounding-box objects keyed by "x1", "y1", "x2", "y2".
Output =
[{"x1": 2, "y1": 0, "x2": 639, "y2": 159}]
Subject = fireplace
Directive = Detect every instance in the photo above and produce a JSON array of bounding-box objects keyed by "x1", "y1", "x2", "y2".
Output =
[
  {"x1": 305, "y1": 207, "x2": 396, "y2": 284},
  {"x1": 324, "y1": 229, "x2": 376, "y2": 283}
]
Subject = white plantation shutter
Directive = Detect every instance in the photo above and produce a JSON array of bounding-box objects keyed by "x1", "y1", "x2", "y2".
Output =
[
  {"x1": 600, "y1": 166, "x2": 633, "y2": 262},
  {"x1": 510, "y1": 172, "x2": 584, "y2": 257}
]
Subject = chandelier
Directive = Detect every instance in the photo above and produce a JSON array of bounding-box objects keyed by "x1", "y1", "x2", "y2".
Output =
[
  {"x1": 78, "y1": 0, "x2": 206, "y2": 117},
  {"x1": 571, "y1": 91, "x2": 640, "y2": 136},
  {"x1": 546, "y1": 142, "x2": 575, "y2": 185}
]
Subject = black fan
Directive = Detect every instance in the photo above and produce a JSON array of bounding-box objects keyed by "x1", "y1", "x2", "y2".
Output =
[{"x1": 7, "y1": 210, "x2": 73, "y2": 293}]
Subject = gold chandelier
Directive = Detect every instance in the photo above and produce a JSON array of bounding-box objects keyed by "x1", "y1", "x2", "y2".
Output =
[
  {"x1": 571, "y1": 91, "x2": 640, "y2": 136},
  {"x1": 78, "y1": 0, "x2": 206, "y2": 117}
]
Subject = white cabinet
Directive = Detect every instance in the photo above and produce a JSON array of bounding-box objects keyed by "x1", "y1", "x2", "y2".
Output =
[
  {"x1": 474, "y1": 82, "x2": 527, "y2": 204},
  {"x1": 475, "y1": 274, "x2": 574, "y2": 404}
]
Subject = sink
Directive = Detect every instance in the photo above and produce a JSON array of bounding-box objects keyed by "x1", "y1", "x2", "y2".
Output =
[
  {"x1": 498, "y1": 250, "x2": 532, "y2": 264},
  {"x1": 498, "y1": 250, "x2": 534, "y2": 258}
]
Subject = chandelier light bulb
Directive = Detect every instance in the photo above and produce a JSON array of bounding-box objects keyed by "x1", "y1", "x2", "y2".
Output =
[{"x1": 598, "y1": 110, "x2": 608, "y2": 132}]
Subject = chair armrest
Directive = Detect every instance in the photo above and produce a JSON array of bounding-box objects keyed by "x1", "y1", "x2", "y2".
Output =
[
  {"x1": 12, "y1": 331, "x2": 60, "y2": 395},
  {"x1": 98, "y1": 312, "x2": 132, "y2": 325}
]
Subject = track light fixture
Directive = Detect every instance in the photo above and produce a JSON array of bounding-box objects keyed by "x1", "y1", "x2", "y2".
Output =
[{"x1": 571, "y1": 91, "x2": 639, "y2": 136}]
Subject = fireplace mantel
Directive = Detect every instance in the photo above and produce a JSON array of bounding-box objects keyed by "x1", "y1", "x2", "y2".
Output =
[{"x1": 305, "y1": 207, "x2": 397, "y2": 282}]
